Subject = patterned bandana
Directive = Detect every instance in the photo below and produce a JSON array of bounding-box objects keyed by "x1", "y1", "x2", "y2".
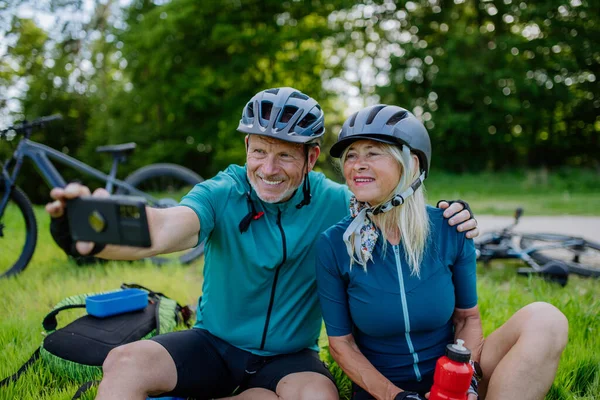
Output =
[{"x1": 343, "y1": 196, "x2": 378, "y2": 267}]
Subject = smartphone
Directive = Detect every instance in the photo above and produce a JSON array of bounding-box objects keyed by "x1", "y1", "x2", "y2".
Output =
[{"x1": 66, "y1": 195, "x2": 152, "y2": 248}]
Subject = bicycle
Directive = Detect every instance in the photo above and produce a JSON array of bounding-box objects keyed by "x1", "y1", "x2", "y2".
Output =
[
  {"x1": 1, "y1": 115, "x2": 206, "y2": 278},
  {"x1": 475, "y1": 208, "x2": 600, "y2": 286}
]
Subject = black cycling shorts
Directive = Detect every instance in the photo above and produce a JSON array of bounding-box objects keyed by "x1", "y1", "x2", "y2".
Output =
[{"x1": 151, "y1": 328, "x2": 336, "y2": 399}]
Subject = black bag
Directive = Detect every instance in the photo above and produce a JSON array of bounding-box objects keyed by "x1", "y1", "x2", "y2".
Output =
[{"x1": 0, "y1": 283, "x2": 192, "y2": 399}]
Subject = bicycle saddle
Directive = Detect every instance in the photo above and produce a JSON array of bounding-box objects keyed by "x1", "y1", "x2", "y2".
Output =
[{"x1": 96, "y1": 143, "x2": 137, "y2": 156}]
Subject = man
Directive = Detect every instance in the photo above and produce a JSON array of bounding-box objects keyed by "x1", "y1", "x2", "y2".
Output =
[{"x1": 46, "y1": 88, "x2": 478, "y2": 400}]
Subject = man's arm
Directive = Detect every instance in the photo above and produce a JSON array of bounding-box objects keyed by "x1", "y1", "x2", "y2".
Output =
[
  {"x1": 46, "y1": 183, "x2": 200, "y2": 260},
  {"x1": 92, "y1": 206, "x2": 200, "y2": 260}
]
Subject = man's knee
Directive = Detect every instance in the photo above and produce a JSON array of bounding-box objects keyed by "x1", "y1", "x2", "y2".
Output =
[
  {"x1": 102, "y1": 341, "x2": 165, "y2": 375},
  {"x1": 297, "y1": 379, "x2": 338, "y2": 400},
  {"x1": 521, "y1": 302, "x2": 569, "y2": 351},
  {"x1": 277, "y1": 372, "x2": 338, "y2": 400}
]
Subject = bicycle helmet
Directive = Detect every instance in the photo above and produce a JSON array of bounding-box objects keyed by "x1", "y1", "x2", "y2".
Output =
[
  {"x1": 237, "y1": 87, "x2": 325, "y2": 144},
  {"x1": 330, "y1": 104, "x2": 431, "y2": 177},
  {"x1": 331, "y1": 104, "x2": 432, "y2": 214}
]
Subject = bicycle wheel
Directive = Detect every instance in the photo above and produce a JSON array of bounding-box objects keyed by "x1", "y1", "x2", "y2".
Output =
[
  {"x1": 118, "y1": 163, "x2": 205, "y2": 265},
  {"x1": 520, "y1": 234, "x2": 600, "y2": 277},
  {"x1": 0, "y1": 182, "x2": 38, "y2": 278}
]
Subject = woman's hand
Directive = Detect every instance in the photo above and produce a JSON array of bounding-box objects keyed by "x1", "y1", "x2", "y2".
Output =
[
  {"x1": 395, "y1": 391, "x2": 426, "y2": 400},
  {"x1": 424, "y1": 392, "x2": 477, "y2": 400}
]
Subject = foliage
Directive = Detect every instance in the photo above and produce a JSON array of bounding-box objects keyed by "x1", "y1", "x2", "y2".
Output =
[
  {"x1": 328, "y1": 0, "x2": 599, "y2": 171},
  {"x1": 0, "y1": 0, "x2": 598, "y2": 204}
]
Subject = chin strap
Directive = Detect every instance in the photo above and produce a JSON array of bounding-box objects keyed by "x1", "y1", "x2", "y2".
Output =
[
  {"x1": 239, "y1": 186, "x2": 265, "y2": 233},
  {"x1": 296, "y1": 145, "x2": 312, "y2": 209},
  {"x1": 371, "y1": 171, "x2": 426, "y2": 215}
]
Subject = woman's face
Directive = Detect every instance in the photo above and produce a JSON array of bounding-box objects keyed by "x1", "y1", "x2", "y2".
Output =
[{"x1": 343, "y1": 140, "x2": 401, "y2": 205}]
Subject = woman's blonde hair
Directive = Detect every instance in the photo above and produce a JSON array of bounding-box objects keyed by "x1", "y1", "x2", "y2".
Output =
[{"x1": 342, "y1": 143, "x2": 429, "y2": 276}]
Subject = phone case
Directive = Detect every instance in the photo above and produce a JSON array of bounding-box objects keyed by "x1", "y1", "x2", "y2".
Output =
[{"x1": 67, "y1": 196, "x2": 152, "y2": 248}]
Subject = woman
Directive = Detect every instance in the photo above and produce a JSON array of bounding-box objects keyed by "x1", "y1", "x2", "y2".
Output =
[{"x1": 316, "y1": 105, "x2": 568, "y2": 400}]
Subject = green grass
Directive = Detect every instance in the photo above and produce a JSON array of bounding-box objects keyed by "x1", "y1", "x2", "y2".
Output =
[
  {"x1": 425, "y1": 168, "x2": 600, "y2": 216},
  {"x1": 1, "y1": 204, "x2": 599, "y2": 399}
]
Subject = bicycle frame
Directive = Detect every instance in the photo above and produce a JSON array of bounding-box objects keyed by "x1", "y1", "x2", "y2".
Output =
[
  {"x1": 1, "y1": 137, "x2": 162, "y2": 216},
  {"x1": 476, "y1": 230, "x2": 585, "y2": 272}
]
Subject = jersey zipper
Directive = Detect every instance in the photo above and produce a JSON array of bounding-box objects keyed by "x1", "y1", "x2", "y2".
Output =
[
  {"x1": 393, "y1": 245, "x2": 422, "y2": 381},
  {"x1": 260, "y1": 209, "x2": 287, "y2": 350}
]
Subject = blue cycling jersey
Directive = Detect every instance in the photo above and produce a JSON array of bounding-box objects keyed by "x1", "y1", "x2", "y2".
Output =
[
  {"x1": 180, "y1": 165, "x2": 351, "y2": 356},
  {"x1": 316, "y1": 206, "x2": 477, "y2": 384}
]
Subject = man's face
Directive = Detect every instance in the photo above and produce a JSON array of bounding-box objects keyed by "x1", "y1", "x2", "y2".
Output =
[{"x1": 246, "y1": 135, "x2": 320, "y2": 203}]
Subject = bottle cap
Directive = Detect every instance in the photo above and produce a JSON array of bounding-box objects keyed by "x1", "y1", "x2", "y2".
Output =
[{"x1": 445, "y1": 339, "x2": 471, "y2": 362}]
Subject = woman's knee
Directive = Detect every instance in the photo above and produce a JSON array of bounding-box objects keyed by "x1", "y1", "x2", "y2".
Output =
[{"x1": 520, "y1": 302, "x2": 568, "y2": 350}]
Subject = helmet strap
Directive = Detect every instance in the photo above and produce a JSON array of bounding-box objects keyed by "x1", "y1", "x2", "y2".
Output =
[
  {"x1": 372, "y1": 171, "x2": 426, "y2": 215},
  {"x1": 296, "y1": 145, "x2": 312, "y2": 209},
  {"x1": 239, "y1": 183, "x2": 265, "y2": 233}
]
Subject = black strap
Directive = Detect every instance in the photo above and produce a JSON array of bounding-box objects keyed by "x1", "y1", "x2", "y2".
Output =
[
  {"x1": 71, "y1": 380, "x2": 101, "y2": 399},
  {"x1": 43, "y1": 304, "x2": 87, "y2": 332},
  {"x1": 0, "y1": 348, "x2": 40, "y2": 387},
  {"x1": 120, "y1": 283, "x2": 192, "y2": 326}
]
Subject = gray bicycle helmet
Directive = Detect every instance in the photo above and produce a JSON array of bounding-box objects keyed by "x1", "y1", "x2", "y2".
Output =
[
  {"x1": 330, "y1": 104, "x2": 431, "y2": 177},
  {"x1": 237, "y1": 87, "x2": 325, "y2": 144}
]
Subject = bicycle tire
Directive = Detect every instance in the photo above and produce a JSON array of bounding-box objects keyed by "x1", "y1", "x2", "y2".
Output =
[
  {"x1": 520, "y1": 235, "x2": 600, "y2": 278},
  {"x1": 0, "y1": 182, "x2": 38, "y2": 278},
  {"x1": 119, "y1": 163, "x2": 205, "y2": 265}
]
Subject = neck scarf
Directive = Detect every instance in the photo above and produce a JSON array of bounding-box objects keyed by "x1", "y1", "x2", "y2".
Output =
[{"x1": 343, "y1": 196, "x2": 378, "y2": 267}]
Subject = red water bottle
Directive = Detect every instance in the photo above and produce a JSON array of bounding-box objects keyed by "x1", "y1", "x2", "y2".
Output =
[{"x1": 429, "y1": 339, "x2": 474, "y2": 400}]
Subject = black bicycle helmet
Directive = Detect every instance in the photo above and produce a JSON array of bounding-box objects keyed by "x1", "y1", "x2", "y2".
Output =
[
  {"x1": 330, "y1": 104, "x2": 431, "y2": 177},
  {"x1": 237, "y1": 87, "x2": 325, "y2": 144}
]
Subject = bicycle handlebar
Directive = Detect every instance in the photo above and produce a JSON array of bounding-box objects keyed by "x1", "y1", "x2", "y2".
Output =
[{"x1": 0, "y1": 114, "x2": 63, "y2": 137}]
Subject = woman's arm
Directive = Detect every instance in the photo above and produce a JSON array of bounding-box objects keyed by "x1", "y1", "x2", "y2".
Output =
[
  {"x1": 452, "y1": 306, "x2": 484, "y2": 362},
  {"x1": 329, "y1": 334, "x2": 403, "y2": 400}
]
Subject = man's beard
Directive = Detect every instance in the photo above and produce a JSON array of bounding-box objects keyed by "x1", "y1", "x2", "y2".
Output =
[{"x1": 248, "y1": 177, "x2": 299, "y2": 204}]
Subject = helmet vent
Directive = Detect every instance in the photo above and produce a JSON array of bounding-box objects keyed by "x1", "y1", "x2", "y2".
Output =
[
  {"x1": 261, "y1": 101, "x2": 273, "y2": 120},
  {"x1": 246, "y1": 103, "x2": 254, "y2": 118},
  {"x1": 315, "y1": 126, "x2": 324, "y2": 135},
  {"x1": 298, "y1": 112, "x2": 317, "y2": 128},
  {"x1": 290, "y1": 92, "x2": 309, "y2": 100},
  {"x1": 366, "y1": 105, "x2": 386, "y2": 125},
  {"x1": 265, "y1": 88, "x2": 280, "y2": 95},
  {"x1": 348, "y1": 112, "x2": 359, "y2": 128},
  {"x1": 281, "y1": 106, "x2": 299, "y2": 123},
  {"x1": 386, "y1": 111, "x2": 408, "y2": 125}
]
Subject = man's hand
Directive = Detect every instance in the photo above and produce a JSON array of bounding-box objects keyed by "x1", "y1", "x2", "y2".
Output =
[
  {"x1": 437, "y1": 200, "x2": 479, "y2": 239},
  {"x1": 45, "y1": 182, "x2": 110, "y2": 255}
]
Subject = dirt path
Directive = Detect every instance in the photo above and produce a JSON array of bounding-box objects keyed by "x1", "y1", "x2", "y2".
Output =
[{"x1": 476, "y1": 215, "x2": 600, "y2": 242}]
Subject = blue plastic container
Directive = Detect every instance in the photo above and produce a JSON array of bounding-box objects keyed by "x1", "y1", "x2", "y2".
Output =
[{"x1": 86, "y1": 288, "x2": 148, "y2": 318}]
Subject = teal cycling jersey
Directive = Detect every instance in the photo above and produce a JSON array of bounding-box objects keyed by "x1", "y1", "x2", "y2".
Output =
[
  {"x1": 316, "y1": 206, "x2": 477, "y2": 383},
  {"x1": 180, "y1": 165, "x2": 351, "y2": 356}
]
